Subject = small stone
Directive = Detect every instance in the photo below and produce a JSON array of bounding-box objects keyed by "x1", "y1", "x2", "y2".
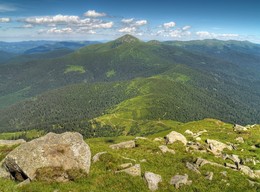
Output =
[
  {"x1": 186, "y1": 162, "x2": 200, "y2": 174},
  {"x1": 135, "y1": 137, "x2": 147, "y2": 140},
  {"x1": 116, "y1": 164, "x2": 141, "y2": 177},
  {"x1": 153, "y1": 138, "x2": 164, "y2": 142},
  {"x1": 109, "y1": 140, "x2": 135, "y2": 149},
  {"x1": 196, "y1": 137, "x2": 202, "y2": 141},
  {"x1": 184, "y1": 130, "x2": 194, "y2": 135},
  {"x1": 235, "y1": 137, "x2": 244, "y2": 143},
  {"x1": 220, "y1": 171, "x2": 227, "y2": 177},
  {"x1": 92, "y1": 152, "x2": 107, "y2": 163},
  {"x1": 233, "y1": 124, "x2": 247, "y2": 132},
  {"x1": 158, "y1": 145, "x2": 175, "y2": 154},
  {"x1": 119, "y1": 163, "x2": 133, "y2": 169},
  {"x1": 144, "y1": 172, "x2": 162, "y2": 191},
  {"x1": 165, "y1": 131, "x2": 187, "y2": 145},
  {"x1": 205, "y1": 172, "x2": 213, "y2": 181},
  {"x1": 170, "y1": 174, "x2": 192, "y2": 189},
  {"x1": 140, "y1": 159, "x2": 147, "y2": 163}
]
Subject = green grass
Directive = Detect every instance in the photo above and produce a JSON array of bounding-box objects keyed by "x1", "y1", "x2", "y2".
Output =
[
  {"x1": 64, "y1": 65, "x2": 86, "y2": 74},
  {"x1": 106, "y1": 69, "x2": 116, "y2": 78},
  {"x1": 0, "y1": 119, "x2": 259, "y2": 191}
]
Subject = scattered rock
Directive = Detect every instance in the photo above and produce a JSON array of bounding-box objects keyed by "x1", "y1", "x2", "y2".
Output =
[
  {"x1": 205, "y1": 172, "x2": 213, "y2": 180},
  {"x1": 153, "y1": 138, "x2": 164, "y2": 142},
  {"x1": 116, "y1": 164, "x2": 141, "y2": 177},
  {"x1": 140, "y1": 159, "x2": 147, "y2": 163},
  {"x1": 239, "y1": 165, "x2": 257, "y2": 178},
  {"x1": 255, "y1": 170, "x2": 260, "y2": 178},
  {"x1": 165, "y1": 131, "x2": 187, "y2": 145},
  {"x1": 0, "y1": 139, "x2": 26, "y2": 146},
  {"x1": 1, "y1": 132, "x2": 91, "y2": 182},
  {"x1": 119, "y1": 163, "x2": 133, "y2": 169},
  {"x1": 196, "y1": 137, "x2": 202, "y2": 141},
  {"x1": 110, "y1": 140, "x2": 135, "y2": 149},
  {"x1": 170, "y1": 174, "x2": 192, "y2": 189},
  {"x1": 233, "y1": 124, "x2": 247, "y2": 132},
  {"x1": 92, "y1": 152, "x2": 107, "y2": 163},
  {"x1": 223, "y1": 154, "x2": 240, "y2": 164},
  {"x1": 248, "y1": 179, "x2": 260, "y2": 187},
  {"x1": 220, "y1": 171, "x2": 227, "y2": 177},
  {"x1": 235, "y1": 137, "x2": 244, "y2": 143},
  {"x1": 184, "y1": 130, "x2": 193, "y2": 135},
  {"x1": 224, "y1": 162, "x2": 238, "y2": 169},
  {"x1": 158, "y1": 145, "x2": 175, "y2": 154},
  {"x1": 206, "y1": 139, "x2": 232, "y2": 155},
  {"x1": 186, "y1": 162, "x2": 200, "y2": 174},
  {"x1": 144, "y1": 171, "x2": 162, "y2": 191},
  {"x1": 195, "y1": 158, "x2": 225, "y2": 168}
]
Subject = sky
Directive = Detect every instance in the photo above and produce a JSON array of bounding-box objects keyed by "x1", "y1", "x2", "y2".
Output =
[{"x1": 0, "y1": 0, "x2": 260, "y2": 43}]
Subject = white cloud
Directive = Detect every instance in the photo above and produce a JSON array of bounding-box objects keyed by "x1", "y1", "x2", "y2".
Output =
[
  {"x1": 182, "y1": 26, "x2": 191, "y2": 31},
  {"x1": 93, "y1": 21, "x2": 113, "y2": 29},
  {"x1": 47, "y1": 27, "x2": 73, "y2": 34},
  {"x1": 118, "y1": 27, "x2": 136, "y2": 33},
  {"x1": 135, "y1": 20, "x2": 147, "y2": 26},
  {"x1": 84, "y1": 10, "x2": 106, "y2": 17},
  {"x1": 163, "y1": 21, "x2": 176, "y2": 29},
  {"x1": 22, "y1": 24, "x2": 33, "y2": 28},
  {"x1": 25, "y1": 14, "x2": 79, "y2": 24},
  {"x1": 0, "y1": 17, "x2": 11, "y2": 23},
  {"x1": 196, "y1": 31, "x2": 239, "y2": 39},
  {"x1": 0, "y1": 4, "x2": 16, "y2": 12},
  {"x1": 121, "y1": 18, "x2": 134, "y2": 24}
]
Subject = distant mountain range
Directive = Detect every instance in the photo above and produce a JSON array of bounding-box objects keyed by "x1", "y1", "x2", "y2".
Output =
[{"x1": 0, "y1": 35, "x2": 259, "y2": 135}]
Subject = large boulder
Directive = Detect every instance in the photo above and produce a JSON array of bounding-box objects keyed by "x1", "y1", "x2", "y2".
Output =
[
  {"x1": 165, "y1": 131, "x2": 187, "y2": 145},
  {"x1": 0, "y1": 132, "x2": 91, "y2": 182}
]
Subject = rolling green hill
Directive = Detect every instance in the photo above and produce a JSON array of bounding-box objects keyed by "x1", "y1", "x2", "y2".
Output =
[{"x1": 0, "y1": 35, "x2": 259, "y2": 135}]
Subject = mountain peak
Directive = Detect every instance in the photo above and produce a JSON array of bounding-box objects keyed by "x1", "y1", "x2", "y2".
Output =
[{"x1": 114, "y1": 34, "x2": 140, "y2": 43}]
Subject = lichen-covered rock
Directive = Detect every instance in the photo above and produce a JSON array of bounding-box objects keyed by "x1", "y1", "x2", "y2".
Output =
[
  {"x1": 205, "y1": 172, "x2": 213, "y2": 181},
  {"x1": 170, "y1": 174, "x2": 192, "y2": 189},
  {"x1": 186, "y1": 162, "x2": 200, "y2": 174},
  {"x1": 1, "y1": 132, "x2": 91, "y2": 182},
  {"x1": 235, "y1": 137, "x2": 244, "y2": 143},
  {"x1": 165, "y1": 131, "x2": 187, "y2": 145},
  {"x1": 109, "y1": 140, "x2": 135, "y2": 149},
  {"x1": 144, "y1": 171, "x2": 162, "y2": 191}
]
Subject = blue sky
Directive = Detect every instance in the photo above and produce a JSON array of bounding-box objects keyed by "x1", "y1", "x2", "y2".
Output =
[{"x1": 0, "y1": 0, "x2": 259, "y2": 42}]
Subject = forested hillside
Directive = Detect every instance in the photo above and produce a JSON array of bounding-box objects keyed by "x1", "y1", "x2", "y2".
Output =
[{"x1": 0, "y1": 35, "x2": 259, "y2": 136}]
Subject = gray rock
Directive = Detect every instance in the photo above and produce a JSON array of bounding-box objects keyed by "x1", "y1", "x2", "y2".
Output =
[
  {"x1": 0, "y1": 139, "x2": 26, "y2": 146},
  {"x1": 116, "y1": 164, "x2": 141, "y2": 177},
  {"x1": 109, "y1": 140, "x2": 135, "y2": 149},
  {"x1": 224, "y1": 162, "x2": 238, "y2": 169},
  {"x1": 170, "y1": 174, "x2": 192, "y2": 189},
  {"x1": 119, "y1": 163, "x2": 133, "y2": 169},
  {"x1": 233, "y1": 124, "x2": 247, "y2": 132},
  {"x1": 158, "y1": 145, "x2": 175, "y2": 154},
  {"x1": 206, "y1": 139, "x2": 232, "y2": 155},
  {"x1": 92, "y1": 152, "x2": 107, "y2": 163},
  {"x1": 205, "y1": 172, "x2": 213, "y2": 180},
  {"x1": 184, "y1": 130, "x2": 193, "y2": 135},
  {"x1": 165, "y1": 131, "x2": 187, "y2": 145},
  {"x1": 240, "y1": 165, "x2": 257, "y2": 179},
  {"x1": 153, "y1": 137, "x2": 164, "y2": 142},
  {"x1": 235, "y1": 137, "x2": 244, "y2": 143},
  {"x1": 186, "y1": 162, "x2": 200, "y2": 174},
  {"x1": 224, "y1": 154, "x2": 240, "y2": 164},
  {"x1": 144, "y1": 171, "x2": 162, "y2": 191},
  {"x1": 1, "y1": 132, "x2": 91, "y2": 182}
]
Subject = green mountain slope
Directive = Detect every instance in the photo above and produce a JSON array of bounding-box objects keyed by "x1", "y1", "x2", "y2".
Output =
[{"x1": 0, "y1": 35, "x2": 260, "y2": 135}]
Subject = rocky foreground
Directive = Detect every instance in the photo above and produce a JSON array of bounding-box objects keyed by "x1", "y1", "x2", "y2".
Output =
[{"x1": 0, "y1": 119, "x2": 259, "y2": 191}]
